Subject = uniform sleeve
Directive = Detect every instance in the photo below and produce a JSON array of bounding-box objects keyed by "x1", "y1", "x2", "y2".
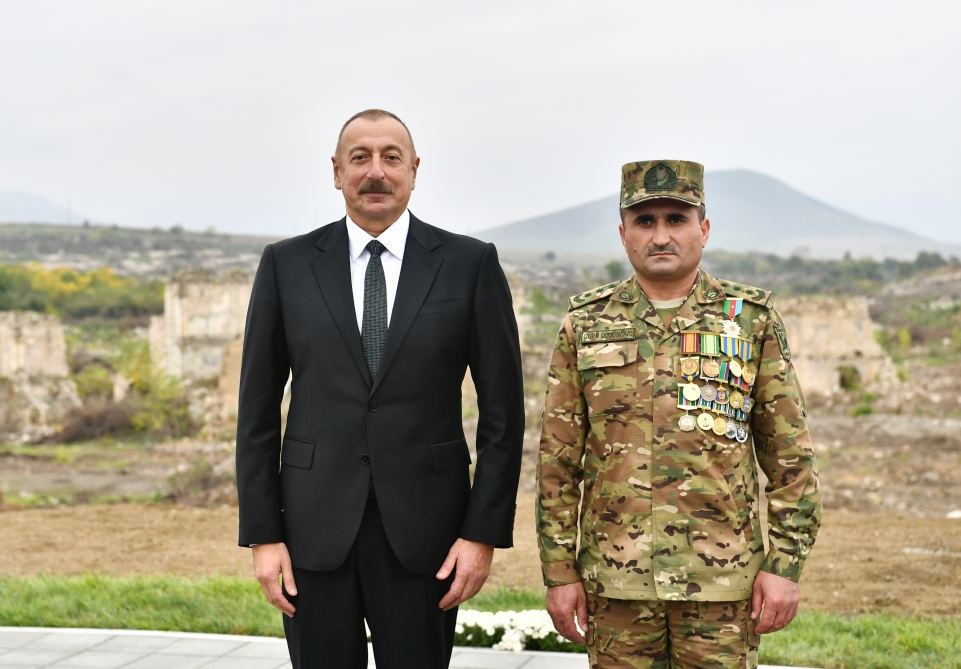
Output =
[
  {"x1": 750, "y1": 306, "x2": 823, "y2": 582},
  {"x1": 536, "y1": 314, "x2": 589, "y2": 586}
]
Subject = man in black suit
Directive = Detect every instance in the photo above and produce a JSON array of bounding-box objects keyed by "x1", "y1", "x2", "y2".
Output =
[{"x1": 235, "y1": 109, "x2": 524, "y2": 668}]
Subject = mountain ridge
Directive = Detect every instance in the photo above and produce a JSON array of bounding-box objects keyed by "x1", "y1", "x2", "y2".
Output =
[{"x1": 477, "y1": 170, "x2": 954, "y2": 260}]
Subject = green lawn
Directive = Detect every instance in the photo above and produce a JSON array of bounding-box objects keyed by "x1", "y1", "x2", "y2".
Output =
[{"x1": 0, "y1": 576, "x2": 957, "y2": 668}]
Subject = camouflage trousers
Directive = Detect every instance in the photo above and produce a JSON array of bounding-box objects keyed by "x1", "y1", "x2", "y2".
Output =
[{"x1": 586, "y1": 593, "x2": 760, "y2": 669}]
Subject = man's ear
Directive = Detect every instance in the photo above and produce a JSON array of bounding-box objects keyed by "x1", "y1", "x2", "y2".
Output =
[
  {"x1": 410, "y1": 156, "x2": 420, "y2": 190},
  {"x1": 332, "y1": 156, "x2": 342, "y2": 190}
]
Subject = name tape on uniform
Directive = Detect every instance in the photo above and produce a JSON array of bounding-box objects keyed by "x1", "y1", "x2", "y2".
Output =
[{"x1": 581, "y1": 328, "x2": 637, "y2": 344}]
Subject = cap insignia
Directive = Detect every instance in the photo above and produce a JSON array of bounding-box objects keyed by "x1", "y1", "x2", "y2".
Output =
[{"x1": 644, "y1": 163, "x2": 678, "y2": 191}]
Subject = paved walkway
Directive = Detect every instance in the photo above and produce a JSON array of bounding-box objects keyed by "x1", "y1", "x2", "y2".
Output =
[{"x1": 0, "y1": 628, "x2": 813, "y2": 668}]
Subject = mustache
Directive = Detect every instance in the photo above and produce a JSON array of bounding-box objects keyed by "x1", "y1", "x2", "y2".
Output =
[
  {"x1": 358, "y1": 180, "x2": 394, "y2": 194},
  {"x1": 647, "y1": 244, "x2": 678, "y2": 256}
]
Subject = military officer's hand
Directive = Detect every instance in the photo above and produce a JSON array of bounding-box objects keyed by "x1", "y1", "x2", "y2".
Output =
[
  {"x1": 751, "y1": 570, "x2": 800, "y2": 633},
  {"x1": 436, "y1": 538, "x2": 494, "y2": 611},
  {"x1": 546, "y1": 582, "x2": 588, "y2": 645},
  {"x1": 252, "y1": 542, "x2": 297, "y2": 618}
]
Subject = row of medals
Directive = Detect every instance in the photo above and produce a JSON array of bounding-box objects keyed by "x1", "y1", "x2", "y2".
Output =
[{"x1": 676, "y1": 354, "x2": 755, "y2": 443}]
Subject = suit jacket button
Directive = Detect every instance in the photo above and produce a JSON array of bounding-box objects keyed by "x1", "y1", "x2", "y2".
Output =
[
  {"x1": 360, "y1": 454, "x2": 371, "y2": 465},
  {"x1": 367, "y1": 402, "x2": 378, "y2": 412}
]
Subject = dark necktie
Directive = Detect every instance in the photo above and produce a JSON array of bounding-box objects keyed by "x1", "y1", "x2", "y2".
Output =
[{"x1": 361, "y1": 239, "x2": 388, "y2": 378}]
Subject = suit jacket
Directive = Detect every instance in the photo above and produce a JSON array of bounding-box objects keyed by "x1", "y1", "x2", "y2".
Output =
[{"x1": 236, "y1": 213, "x2": 525, "y2": 574}]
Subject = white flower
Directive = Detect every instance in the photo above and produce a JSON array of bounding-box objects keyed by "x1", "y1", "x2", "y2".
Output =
[
  {"x1": 493, "y1": 627, "x2": 525, "y2": 652},
  {"x1": 457, "y1": 609, "x2": 561, "y2": 652}
]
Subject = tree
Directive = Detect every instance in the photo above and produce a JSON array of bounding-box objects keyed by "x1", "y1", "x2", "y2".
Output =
[
  {"x1": 914, "y1": 251, "x2": 945, "y2": 271},
  {"x1": 605, "y1": 260, "x2": 626, "y2": 282}
]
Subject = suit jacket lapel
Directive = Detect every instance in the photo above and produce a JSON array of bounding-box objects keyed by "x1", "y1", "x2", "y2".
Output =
[
  {"x1": 311, "y1": 219, "x2": 372, "y2": 386},
  {"x1": 371, "y1": 214, "x2": 442, "y2": 395}
]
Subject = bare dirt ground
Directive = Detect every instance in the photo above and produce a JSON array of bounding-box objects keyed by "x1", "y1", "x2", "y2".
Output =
[
  {"x1": 0, "y1": 440, "x2": 235, "y2": 506},
  {"x1": 2, "y1": 493, "x2": 959, "y2": 617}
]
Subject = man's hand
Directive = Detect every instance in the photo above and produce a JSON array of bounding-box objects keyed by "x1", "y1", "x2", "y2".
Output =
[
  {"x1": 252, "y1": 542, "x2": 297, "y2": 618},
  {"x1": 435, "y1": 538, "x2": 494, "y2": 610},
  {"x1": 751, "y1": 570, "x2": 800, "y2": 633},
  {"x1": 546, "y1": 582, "x2": 588, "y2": 645}
]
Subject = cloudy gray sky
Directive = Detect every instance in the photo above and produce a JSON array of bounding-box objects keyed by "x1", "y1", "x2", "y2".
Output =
[{"x1": 1, "y1": 0, "x2": 958, "y2": 241}]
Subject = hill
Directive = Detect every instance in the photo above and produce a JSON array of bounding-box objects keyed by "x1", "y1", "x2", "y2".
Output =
[
  {"x1": 0, "y1": 192, "x2": 84, "y2": 224},
  {"x1": 478, "y1": 170, "x2": 959, "y2": 260}
]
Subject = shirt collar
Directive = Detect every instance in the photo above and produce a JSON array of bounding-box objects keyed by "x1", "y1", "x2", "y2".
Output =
[{"x1": 346, "y1": 209, "x2": 410, "y2": 261}]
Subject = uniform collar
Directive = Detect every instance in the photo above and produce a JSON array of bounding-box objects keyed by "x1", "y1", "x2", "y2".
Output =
[
  {"x1": 673, "y1": 269, "x2": 723, "y2": 333},
  {"x1": 620, "y1": 269, "x2": 723, "y2": 337},
  {"x1": 693, "y1": 269, "x2": 725, "y2": 304},
  {"x1": 610, "y1": 276, "x2": 641, "y2": 304},
  {"x1": 614, "y1": 270, "x2": 723, "y2": 306}
]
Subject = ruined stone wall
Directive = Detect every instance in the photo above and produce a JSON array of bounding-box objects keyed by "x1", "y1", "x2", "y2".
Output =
[
  {"x1": 0, "y1": 311, "x2": 70, "y2": 378},
  {"x1": 779, "y1": 296, "x2": 897, "y2": 396},
  {"x1": 0, "y1": 311, "x2": 80, "y2": 440},
  {"x1": 151, "y1": 275, "x2": 252, "y2": 382},
  {"x1": 149, "y1": 271, "x2": 288, "y2": 433},
  {"x1": 150, "y1": 275, "x2": 896, "y2": 431}
]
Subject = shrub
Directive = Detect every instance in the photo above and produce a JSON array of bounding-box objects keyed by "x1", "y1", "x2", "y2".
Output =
[
  {"x1": 129, "y1": 375, "x2": 194, "y2": 438},
  {"x1": 0, "y1": 263, "x2": 162, "y2": 321},
  {"x1": 73, "y1": 363, "x2": 114, "y2": 400},
  {"x1": 851, "y1": 391, "x2": 876, "y2": 417},
  {"x1": 53, "y1": 400, "x2": 135, "y2": 442},
  {"x1": 166, "y1": 460, "x2": 234, "y2": 506},
  {"x1": 837, "y1": 365, "x2": 862, "y2": 391},
  {"x1": 56, "y1": 330, "x2": 196, "y2": 441}
]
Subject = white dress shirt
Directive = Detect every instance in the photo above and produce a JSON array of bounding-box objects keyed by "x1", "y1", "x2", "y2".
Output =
[{"x1": 346, "y1": 210, "x2": 409, "y2": 332}]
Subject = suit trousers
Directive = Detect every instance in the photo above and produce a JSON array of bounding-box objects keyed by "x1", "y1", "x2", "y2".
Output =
[{"x1": 283, "y1": 496, "x2": 458, "y2": 669}]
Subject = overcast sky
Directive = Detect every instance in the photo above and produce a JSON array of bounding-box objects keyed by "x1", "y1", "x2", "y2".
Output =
[{"x1": 1, "y1": 0, "x2": 959, "y2": 242}]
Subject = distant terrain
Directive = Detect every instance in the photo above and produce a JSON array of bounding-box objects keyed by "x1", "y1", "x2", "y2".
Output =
[
  {"x1": 0, "y1": 191, "x2": 85, "y2": 225},
  {"x1": 0, "y1": 222, "x2": 275, "y2": 277},
  {"x1": 478, "y1": 170, "x2": 961, "y2": 260},
  {"x1": 3, "y1": 221, "x2": 957, "y2": 300},
  {"x1": 6, "y1": 169, "x2": 961, "y2": 268}
]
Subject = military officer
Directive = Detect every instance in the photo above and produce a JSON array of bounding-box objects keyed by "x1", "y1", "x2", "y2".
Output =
[{"x1": 535, "y1": 160, "x2": 822, "y2": 668}]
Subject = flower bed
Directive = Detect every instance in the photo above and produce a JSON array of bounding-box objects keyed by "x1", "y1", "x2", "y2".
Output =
[
  {"x1": 365, "y1": 609, "x2": 579, "y2": 653},
  {"x1": 455, "y1": 609, "x2": 581, "y2": 653}
]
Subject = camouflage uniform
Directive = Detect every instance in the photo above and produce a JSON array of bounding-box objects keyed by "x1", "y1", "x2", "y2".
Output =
[
  {"x1": 535, "y1": 160, "x2": 822, "y2": 668},
  {"x1": 587, "y1": 594, "x2": 758, "y2": 669}
]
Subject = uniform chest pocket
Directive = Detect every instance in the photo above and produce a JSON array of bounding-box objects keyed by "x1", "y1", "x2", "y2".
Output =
[{"x1": 577, "y1": 341, "x2": 638, "y2": 416}]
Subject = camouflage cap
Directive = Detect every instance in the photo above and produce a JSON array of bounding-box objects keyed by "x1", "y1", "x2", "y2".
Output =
[{"x1": 620, "y1": 160, "x2": 705, "y2": 209}]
